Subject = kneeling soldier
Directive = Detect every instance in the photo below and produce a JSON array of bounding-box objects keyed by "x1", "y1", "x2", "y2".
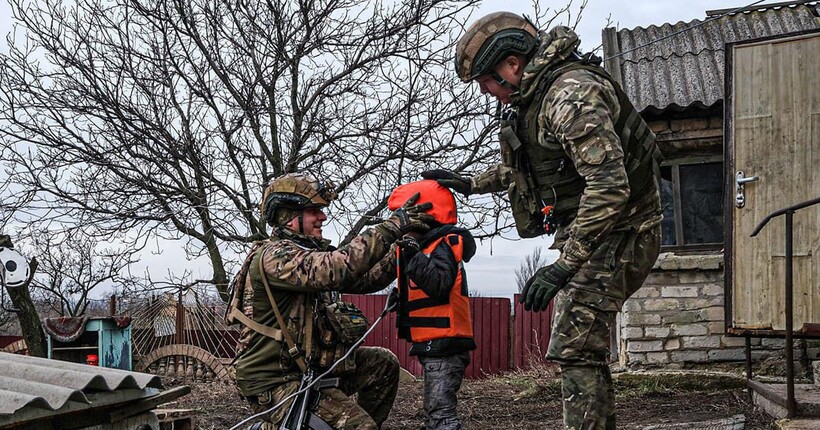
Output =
[{"x1": 229, "y1": 173, "x2": 435, "y2": 429}]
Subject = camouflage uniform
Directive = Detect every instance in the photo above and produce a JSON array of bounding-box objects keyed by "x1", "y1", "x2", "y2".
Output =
[
  {"x1": 470, "y1": 27, "x2": 663, "y2": 429},
  {"x1": 235, "y1": 225, "x2": 401, "y2": 429}
]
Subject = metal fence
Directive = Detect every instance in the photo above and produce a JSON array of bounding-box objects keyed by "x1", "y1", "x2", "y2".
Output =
[
  {"x1": 3, "y1": 293, "x2": 555, "y2": 379},
  {"x1": 343, "y1": 293, "x2": 554, "y2": 378}
]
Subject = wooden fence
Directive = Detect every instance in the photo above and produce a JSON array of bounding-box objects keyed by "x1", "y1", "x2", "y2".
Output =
[{"x1": 343, "y1": 293, "x2": 554, "y2": 379}]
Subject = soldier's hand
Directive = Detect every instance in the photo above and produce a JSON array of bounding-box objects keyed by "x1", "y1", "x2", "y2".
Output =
[
  {"x1": 386, "y1": 192, "x2": 435, "y2": 234},
  {"x1": 386, "y1": 287, "x2": 400, "y2": 313},
  {"x1": 420, "y1": 169, "x2": 472, "y2": 196},
  {"x1": 520, "y1": 262, "x2": 575, "y2": 312}
]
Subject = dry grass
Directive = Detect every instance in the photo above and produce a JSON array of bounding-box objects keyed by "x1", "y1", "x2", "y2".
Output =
[{"x1": 162, "y1": 367, "x2": 775, "y2": 429}]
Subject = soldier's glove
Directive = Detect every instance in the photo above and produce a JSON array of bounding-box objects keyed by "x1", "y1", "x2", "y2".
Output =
[
  {"x1": 420, "y1": 169, "x2": 472, "y2": 196},
  {"x1": 386, "y1": 287, "x2": 400, "y2": 313},
  {"x1": 396, "y1": 235, "x2": 421, "y2": 260},
  {"x1": 520, "y1": 262, "x2": 576, "y2": 312},
  {"x1": 386, "y1": 192, "x2": 435, "y2": 234}
]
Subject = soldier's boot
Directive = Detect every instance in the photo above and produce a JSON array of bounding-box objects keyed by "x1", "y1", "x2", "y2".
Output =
[{"x1": 560, "y1": 363, "x2": 616, "y2": 430}]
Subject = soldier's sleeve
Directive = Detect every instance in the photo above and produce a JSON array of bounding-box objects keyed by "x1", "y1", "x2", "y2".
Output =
[
  {"x1": 470, "y1": 163, "x2": 512, "y2": 195},
  {"x1": 342, "y1": 244, "x2": 398, "y2": 294},
  {"x1": 543, "y1": 69, "x2": 630, "y2": 270},
  {"x1": 259, "y1": 223, "x2": 402, "y2": 292}
]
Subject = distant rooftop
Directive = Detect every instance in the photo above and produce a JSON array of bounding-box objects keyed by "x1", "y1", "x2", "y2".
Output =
[{"x1": 602, "y1": 0, "x2": 820, "y2": 115}]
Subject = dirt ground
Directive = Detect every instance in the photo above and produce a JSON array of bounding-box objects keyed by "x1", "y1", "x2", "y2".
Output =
[{"x1": 162, "y1": 367, "x2": 775, "y2": 429}]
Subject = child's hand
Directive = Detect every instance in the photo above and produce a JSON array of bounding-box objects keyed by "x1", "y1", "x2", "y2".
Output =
[{"x1": 396, "y1": 235, "x2": 421, "y2": 259}]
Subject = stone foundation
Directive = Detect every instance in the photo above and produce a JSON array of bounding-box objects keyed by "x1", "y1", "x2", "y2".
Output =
[{"x1": 619, "y1": 252, "x2": 813, "y2": 371}]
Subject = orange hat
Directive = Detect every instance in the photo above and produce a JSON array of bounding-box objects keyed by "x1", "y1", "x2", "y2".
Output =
[{"x1": 388, "y1": 180, "x2": 457, "y2": 225}]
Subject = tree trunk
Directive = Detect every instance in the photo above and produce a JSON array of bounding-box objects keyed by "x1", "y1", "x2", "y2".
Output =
[{"x1": 1, "y1": 235, "x2": 47, "y2": 357}]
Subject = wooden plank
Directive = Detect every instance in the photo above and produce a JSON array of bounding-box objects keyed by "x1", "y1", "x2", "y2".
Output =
[
  {"x1": 108, "y1": 386, "x2": 191, "y2": 423},
  {"x1": 732, "y1": 40, "x2": 773, "y2": 329},
  {"x1": 811, "y1": 114, "x2": 820, "y2": 326},
  {"x1": 732, "y1": 34, "x2": 820, "y2": 332}
]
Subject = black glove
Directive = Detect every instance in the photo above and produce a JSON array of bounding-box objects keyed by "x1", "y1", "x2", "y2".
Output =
[
  {"x1": 520, "y1": 262, "x2": 575, "y2": 312},
  {"x1": 396, "y1": 235, "x2": 421, "y2": 259},
  {"x1": 386, "y1": 192, "x2": 435, "y2": 234},
  {"x1": 386, "y1": 287, "x2": 400, "y2": 313},
  {"x1": 420, "y1": 169, "x2": 472, "y2": 196}
]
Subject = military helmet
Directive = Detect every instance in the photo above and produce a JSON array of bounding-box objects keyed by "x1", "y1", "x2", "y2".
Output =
[
  {"x1": 454, "y1": 12, "x2": 538, "y2": 82},
  {"x1": 260, "y1": 173, "x2": 337, "y2": 226}
]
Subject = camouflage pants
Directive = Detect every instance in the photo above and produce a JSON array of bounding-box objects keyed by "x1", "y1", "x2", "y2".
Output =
[
  {"x1": 419, "y1": 352, "x2": 470, "y2": 430},
  {"x1": 546, "y1": 226, "x2": 661, "y2": 430},
  {"x1": 248, "y1": 346, "x2": 400, "y2": 430}
]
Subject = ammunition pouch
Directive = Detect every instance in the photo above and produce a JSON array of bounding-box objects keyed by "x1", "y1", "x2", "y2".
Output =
[
  {"x1": 314, "y1": 301, "x2": 369, "y2": 374},
  {"x1": 225, "y1": 241, "x2": 265, "y2": 326},
  {"x1": 500, "y1": 121, "x2": 547, "y2": 238},
  {"x1": 508, "y1": 182, "x2": 546, "y2": 238}
]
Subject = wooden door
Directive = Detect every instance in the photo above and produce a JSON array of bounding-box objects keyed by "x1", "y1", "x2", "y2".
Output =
[{"x1": 728, "y1": 32, "x2": 820, "y2": 333}]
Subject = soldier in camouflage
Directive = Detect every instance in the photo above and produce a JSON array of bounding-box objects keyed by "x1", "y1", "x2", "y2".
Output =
[
  {"x1": 230, "y1": 172, "x2": 436, "y2": 429},
  {"x1": 423, "y1": 12, "x2": 663, "y2": 429}
]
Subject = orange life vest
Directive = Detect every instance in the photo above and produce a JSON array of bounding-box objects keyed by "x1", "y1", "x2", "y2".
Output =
[{"x1": 396, "y1": 234, "x2": 473, "y2": 343}]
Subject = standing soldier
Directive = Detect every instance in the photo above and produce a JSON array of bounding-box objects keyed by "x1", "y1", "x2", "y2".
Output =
[
  {"x1": 424, "y1": 12, "x2": 663, "y2": 429},
  {"x1": 227, "y1": 172, "x2": 435, "y2": 429}
]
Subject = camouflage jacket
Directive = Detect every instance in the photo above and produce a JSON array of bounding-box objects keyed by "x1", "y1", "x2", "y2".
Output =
[
  {"x1": 471, "y1": 26, "x2": 662, "y2": 271},
  {"x1": 234, "y1": 224, "x2": 399, "y2": 397}
]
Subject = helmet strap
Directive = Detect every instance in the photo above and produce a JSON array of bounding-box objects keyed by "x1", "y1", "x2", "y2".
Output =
[
  {"x1": 297, "y1": 213, "x2": 305, "y2": 234},
  {"x1": 491, "y1": 70, "x2": 518, "y2": 91}
]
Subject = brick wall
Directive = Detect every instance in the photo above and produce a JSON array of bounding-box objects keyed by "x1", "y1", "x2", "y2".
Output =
[{"x1": 619, "y1": 253, "x2": 807, "y2": 368}]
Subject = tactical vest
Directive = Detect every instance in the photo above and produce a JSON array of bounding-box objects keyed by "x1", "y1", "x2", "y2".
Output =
[
  {"x1": 396, "y1": 234, "x2": 473, "y2": 343},
  {"x1": 227, "y1": 243, "x2": 364, "y2": 376},
  {"x1": 502, "y1": 56, "x2": 662, "y2": 238}
]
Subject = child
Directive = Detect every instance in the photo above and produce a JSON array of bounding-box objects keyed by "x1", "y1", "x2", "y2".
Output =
[{"x1": 388, "y1": 179, "x2": 476, "y2": 430}]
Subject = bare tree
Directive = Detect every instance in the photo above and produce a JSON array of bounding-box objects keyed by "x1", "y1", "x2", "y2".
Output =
[
  {"x1": 0, "y1": 0, "x2": 597, "y2": 305},
  {"x1": 0, "y1": 0, "x2": 500, "y2": 300},
  {"x1": 0, "y1": 234, "x2": 46, "y2": 356},
  {"x1": 515, "y1": 247, "x2": 549, "y2": 293},
  {"x1": 22, "y1": 229, "x2": 143, "y2": 317}
]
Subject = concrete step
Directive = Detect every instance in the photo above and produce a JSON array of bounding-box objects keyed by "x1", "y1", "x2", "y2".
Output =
[
  {"x1": 750, "y1": 380, "x2": 820, "y2": 419},
  {"x1": 641, "y1": 414, "x2": 745, "y2": 429},
  {"x1": 775, "y1": 418, "x2": 820, "y2": 430}
]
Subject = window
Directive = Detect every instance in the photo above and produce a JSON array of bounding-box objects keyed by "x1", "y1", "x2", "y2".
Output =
[{"x1": 659, "y1": 158, "x2": 723, "y2": 248}]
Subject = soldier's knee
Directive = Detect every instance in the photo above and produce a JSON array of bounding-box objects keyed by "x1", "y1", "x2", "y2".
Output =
[
  {"x1": 373, "y1": 347, "x2": 400, "y2": 374},
  {"x1": 385, "y1": 350, "x2": 400, "y2": 371},
  {"x1": 337, "y1": 412, "x2": 378, "y2": 430}
]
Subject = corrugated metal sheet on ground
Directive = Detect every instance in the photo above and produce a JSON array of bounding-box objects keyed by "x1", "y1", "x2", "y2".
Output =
[
  {"x1": 0, "y1": 351, "x2": 163, "y2": 416},
  {"x1": 603, "y1": 1, "x2": 820, "y2": 113}
]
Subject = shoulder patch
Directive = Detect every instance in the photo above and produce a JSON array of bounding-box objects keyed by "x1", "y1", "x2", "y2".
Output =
[
  {"x1": 447, "y1": 235, "x2": 460, "y2": 246},
  {"x1": 577, "y1": 134, "x2": 607, "y2": 165}
]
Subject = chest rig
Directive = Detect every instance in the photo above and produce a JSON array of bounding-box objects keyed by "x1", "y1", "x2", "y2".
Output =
[
  {"x1": 500, "y1": 54, "x2": 661, "y2": 238},
  {"x1": 227, "y1": 242, "x2": 367, "y2": 376}
]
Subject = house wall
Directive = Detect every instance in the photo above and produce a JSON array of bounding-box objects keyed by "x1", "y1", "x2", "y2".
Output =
[
  {"x1": 617, "y1": 115, "x2": 820, "y2": 371},
  {"x1": 648, "y1": 115, "x2": 723, "y2": 158},
  {"x1": 622, "y1": 255, "x2": 779, "y2": 367}
]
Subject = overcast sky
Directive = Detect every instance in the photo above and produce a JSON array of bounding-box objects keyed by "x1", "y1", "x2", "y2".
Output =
[{"x1": 0, "y1": 0, "x2": 779, "y2": 301}]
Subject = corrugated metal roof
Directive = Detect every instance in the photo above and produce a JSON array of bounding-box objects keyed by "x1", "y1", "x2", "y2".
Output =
[
  {"x1": 602, "y1": 1, "x2": 820, "y2": 114},
  {"x1": 0, "y1": 352, "x2": 163, "y2": 417}
]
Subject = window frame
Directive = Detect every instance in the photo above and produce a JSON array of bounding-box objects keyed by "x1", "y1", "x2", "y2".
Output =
[{"x1": 660, "y1": 155, "x2": 724, "y2": 252}]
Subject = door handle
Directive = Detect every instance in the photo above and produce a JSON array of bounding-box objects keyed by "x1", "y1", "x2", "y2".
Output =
[{"x1": 736, "y1": 171, "x2": 759, "y2": 208}]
